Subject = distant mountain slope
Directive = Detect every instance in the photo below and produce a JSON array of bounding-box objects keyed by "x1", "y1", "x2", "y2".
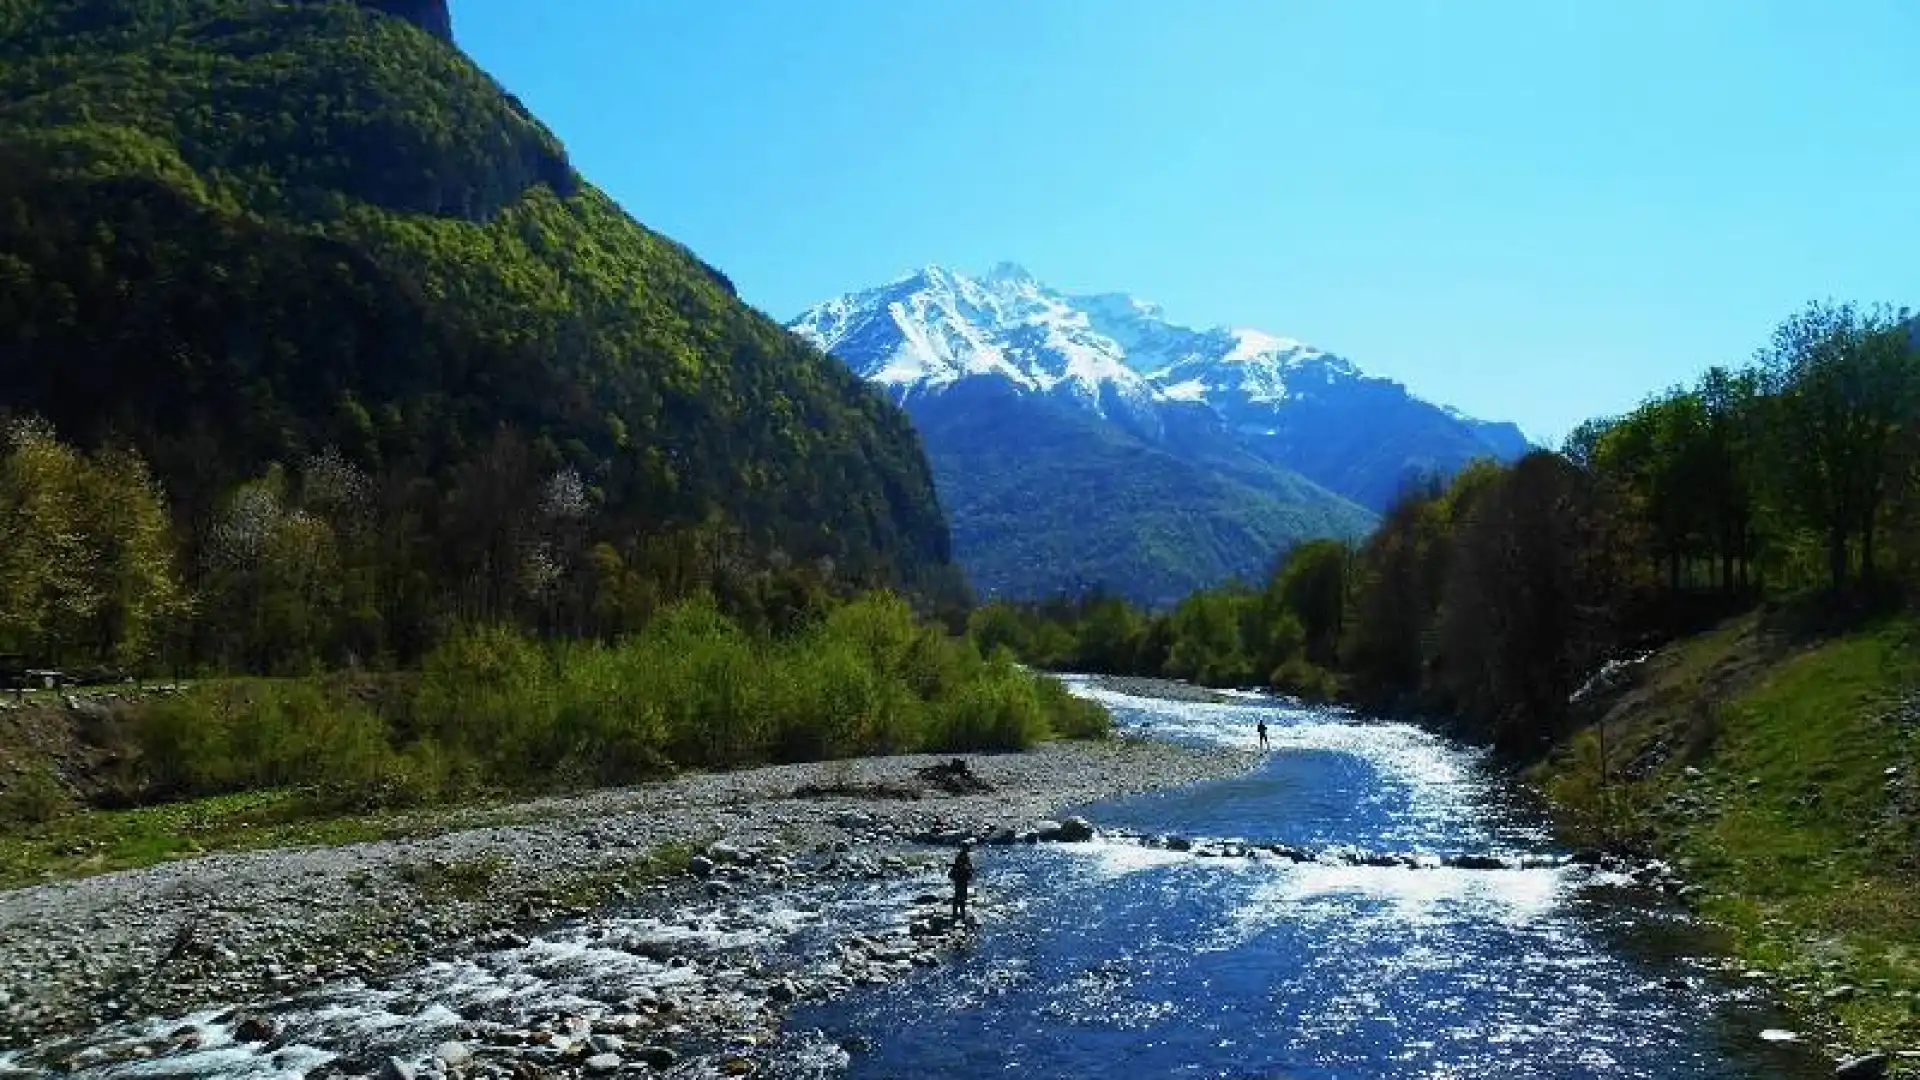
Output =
[
  {"x1": 792, "y1": 264, "x2": 1533, "y2": 602},
  {"x1": 1068, "y1": 281, "x2": 1535, "y2": 509},
  {"x1": 792, "y1": 266, "x2": 1384, "y2": 604},
  {"x1": 796, "y1": 265, "x2": 1530, "y2": 513},
  {"x1": 905, "y1": 379, "x2": 1375, "y2": 605},
  {"x1": 0, "y1": 0, "x2": 964, "y2": 620}
]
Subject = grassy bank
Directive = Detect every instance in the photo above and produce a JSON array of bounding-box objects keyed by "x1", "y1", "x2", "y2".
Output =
[
  {"x1": 1532, "y1": 610, "x2": 1920, "y2": 1051},
  {"x1": 0, "y1": 592, "x2": 1109, "y2": 885},
  {"x1": 0, "y1": 788, "x2": 422, "y2": 888}
]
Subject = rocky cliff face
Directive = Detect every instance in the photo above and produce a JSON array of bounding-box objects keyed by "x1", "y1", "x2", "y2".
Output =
[{"x1": 350, "y1": 0, "x2": 453, "y2": 41}]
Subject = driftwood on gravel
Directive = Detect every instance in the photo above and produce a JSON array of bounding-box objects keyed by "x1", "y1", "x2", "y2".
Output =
[
  {"x1": 914, "y1": 758, "x2": 994, "y2": 794},
  {"x1": 790, "y1": 757, "x2": 995, "y2": 800},
  {"x1": 791, "y1": 778, "x2": 923, "y2": 800}
]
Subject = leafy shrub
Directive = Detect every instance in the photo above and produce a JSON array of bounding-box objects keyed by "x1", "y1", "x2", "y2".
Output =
[
  {"x1": 628, "y1": 599, "x2": 764, "y2": 768},
  {"x1": 548, "y1": 643, "x2": 671, "y2": 785},
  {"x1": 762, "y1": 637, "x2": 900, "y2": 763},
  {"x1": 1269, "y1": 657, "x2": 1338, "y2": 701},
  {"x1": 134, "y1": 680, "x2": 418, "y2": 804},
  {"x1": 304, "y1": 735, "x2": 458, "y2": 812},
  {"x1": 1034, "y1": 673, "x2": 1111, "y2": 740},
  {"x1": 412, "y1": 623, "x2": 558, "y2": 784},
  {"x1": 0, "y1": 767, "x2": 74, "y2": 828},
  {"x1": 118, "y1": 591, "x2": 1113, "y2": 813},
  {"x1": 1539, "y1": 731, "x2": 1654, "y2": 852},
  {"x1": 137, "y1": 690, "x2": 236, "y2": 797},
  {"x1": 929, "y1": 663, "x2": 1050, "y2": 751}
]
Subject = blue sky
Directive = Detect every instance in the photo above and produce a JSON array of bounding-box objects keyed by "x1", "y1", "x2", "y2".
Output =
[{"x1": 457, "y1": 1, "x2": 1920, "y2": 444}]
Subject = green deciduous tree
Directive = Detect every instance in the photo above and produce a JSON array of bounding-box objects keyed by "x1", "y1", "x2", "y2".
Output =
[
  {"x1": 0, "y1": 418, "x2": 183, "y2": 667},
  {"x1": 0, "y1": 417, "x2": 100, "y2": 661},
  {"x1": 83, "y1": 445, "x2": 187, "y2": 666},
  {"x1": 1268, "y1": 539, "x2": 1349, "y2": 669},
  {"x1": 1342, "y1": 482, "x2": 1450, "y2": 700},
  {"x1": 1757, "y1": 301, "x2": 1920, "y2": 593},
  {"x1": 1163, "y1": 589, "x2": 1257, "y2": 687}
]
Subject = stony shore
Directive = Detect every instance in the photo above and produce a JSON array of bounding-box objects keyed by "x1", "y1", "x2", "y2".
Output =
[{"x1": 0, "y1": 738, "x2": 1253, "y2": 1073}]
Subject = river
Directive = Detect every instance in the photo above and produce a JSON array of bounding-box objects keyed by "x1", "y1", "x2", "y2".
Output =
[
  {"x1": 771, "y1": 677, "x2": 1828, "y2": 1079},
  {"x1": 2, "y1": 678, "x2": 1831, "y2": 1079}
]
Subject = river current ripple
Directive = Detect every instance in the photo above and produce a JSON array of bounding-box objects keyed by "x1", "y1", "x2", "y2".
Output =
[{"x1": 770, "y1": 678, "x2": 1827, "y2": 1079}]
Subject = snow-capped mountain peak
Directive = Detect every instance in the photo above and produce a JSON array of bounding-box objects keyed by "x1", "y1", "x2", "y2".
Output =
[
  {"x1": 1222, "y1": 328, "x2": 1311, "y2": 365},
  {"x1": 790, "y1": 264, "x2": 1429, "y2": 417},
  {"x1": 982, "y1": 260, "x2": 1037, "y2": 285},
  {"x1": 791, "y1": 263, "x2": 1530, "y2": 509},
  {"x1": 1155, "y1": 328, "x2": 1364, "y2": 407},
  {"x1": 790, "y1": 264, "x2": 1159, "y2": 415},
  {"x1": 785, "y1": 262, "x2": 1537, "y2": 603}
]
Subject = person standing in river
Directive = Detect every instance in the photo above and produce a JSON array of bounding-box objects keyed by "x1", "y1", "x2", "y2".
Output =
[
  {"x1": 1256, "y1": 719, "x2": 1269, "y2": 750},
  {"x1": 949, "y1": 840, "x2": 975, "y2": 922}
]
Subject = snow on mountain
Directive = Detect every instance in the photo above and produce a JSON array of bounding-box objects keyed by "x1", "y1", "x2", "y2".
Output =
[
  {"x1": 793, "y1": 263, "x2": 1518, "y2": 432},
  {"x1": 789, "y1": 263, "x2": 1159, "y2": 419},
  {"x1": 1140, "y1": 328, "x2": 1365, "y2": 417},
  {"x1": 790, "y1": 263, "x2": 1532, "y2": 513}
]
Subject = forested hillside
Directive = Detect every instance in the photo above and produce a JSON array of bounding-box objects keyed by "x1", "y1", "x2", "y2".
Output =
[
  {"x1": 904, "y1": 379, "x2": 1373, "y2": 606},
  {"x1": 0, "y1": 0, "x2": 964, "y2": 673}
]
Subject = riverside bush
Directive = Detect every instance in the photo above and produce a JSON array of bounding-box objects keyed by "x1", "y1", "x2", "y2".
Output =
[
  {"x1": 1269, "y1": 657, "x2": 1339, "y2": 701},
  {"x1": 135, "y1": 680, "x2": 436, "y2": 806},
  {"x1": 928, "y1": 664, "x2": 1051, "y2": 751},
  {"x1": 118, "y1": 592, "x2": 1108, "y2": 810},
  {"x1": 0, "y1": 767, "x2": 74, "y2": 828},
  {"x1": 1035, "y1": 675, "x2": 1111, "y2": 740}
]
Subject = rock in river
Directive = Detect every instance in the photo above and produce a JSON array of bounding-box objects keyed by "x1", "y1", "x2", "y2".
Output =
[
  {"x1": 635, "y1": 1046, "x2": 678, "y2": 1069},
  {"x1": 1056, "y1": 816, "x2": 1096, "y2": 842},
  {"x1": 1834, "y1": 1053, "x2": 1889, "y2": 1080},
  {"x1": 232, "y1": 1013, "x2": 278, "y2": 1043}
]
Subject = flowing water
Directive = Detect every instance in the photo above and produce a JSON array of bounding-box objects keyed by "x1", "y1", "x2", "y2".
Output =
[
  {"x1": 771, "y1": 678, "x2": 1829, "y2": 1079},
  {"x1": 3, "y1": 679, "x2": 1832, "y2": 1079}
]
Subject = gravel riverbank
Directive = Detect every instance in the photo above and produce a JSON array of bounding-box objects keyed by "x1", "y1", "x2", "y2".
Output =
[{"x1": 0, "y1": 738, "x2": 1252, "y2": 1070}]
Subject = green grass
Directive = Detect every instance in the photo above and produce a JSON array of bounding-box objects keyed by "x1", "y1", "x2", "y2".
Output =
[
  {"x1": 0, "y1": 779, "x2": 726, "y2": 905},
  {"x1": 0, "y1": 781, "x2": 672, "y2": 890},
  {"x1": 0, "y1": 595, "x2": 1113, "y2": 888},
  {"x1": 1536, "y1": 613, "x2": 1920, "y2": 1051},
  {"x1": 1671, "y1": 620, "x2": 1920, "y2": 1048},
  {"x1": 0, "y1": 788, "x2": 422, "y2": 888}
]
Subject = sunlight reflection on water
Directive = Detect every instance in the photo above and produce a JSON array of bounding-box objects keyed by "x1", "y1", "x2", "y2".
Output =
[
  {"x1": 5, "y1": 678, "x2": 1832, "y2": 1080},
  {"x1": 776, "y1": 677, "x2": 1830, "y2": 1080}
]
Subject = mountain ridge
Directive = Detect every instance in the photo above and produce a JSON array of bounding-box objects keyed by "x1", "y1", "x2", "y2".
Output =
[
  {"x1": 792, "y1": 263, "x2": 1532, "y2": 508},
  {"x1": 902, "y1": 376, "x2": 1375, "y2": 605},
  {"x1": 790, "y1": 264, "x2": 1532, "y2": 602},
  {"x1": 791, "y1": 265, "x2": 1408, "y2": 604},
  {"x1": 343, "y1": 0, "x2": 452, "y2": 40},
  {"x1": 791, "y1": 263, "x2": 1530, "y2": 484}
]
